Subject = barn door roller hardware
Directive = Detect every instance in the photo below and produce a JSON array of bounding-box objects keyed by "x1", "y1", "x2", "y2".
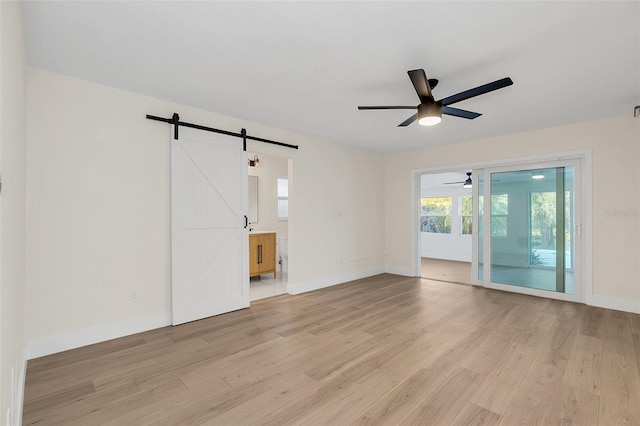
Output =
[{"x1": 146, "y1": 113, "x2": 299, "y2": 150}]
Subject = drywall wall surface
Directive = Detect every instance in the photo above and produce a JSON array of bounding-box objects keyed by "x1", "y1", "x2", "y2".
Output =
[
  {"x1": 25, "y1": 68, "x2": 385, "y2": 356},
  {"x1": 0, "y1": 1, "x2": 27, "y2": 423},
  {"x1": 385, "y1": 115, "x2": 640, "y2": 310},
  {"x1": 284, "y1": 136, "x2": 386, "y2": 294}
]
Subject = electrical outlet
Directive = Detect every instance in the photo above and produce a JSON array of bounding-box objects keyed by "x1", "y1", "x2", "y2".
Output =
[{"x1": 130, "y1": 289, "x2": 140, "y2": 303}]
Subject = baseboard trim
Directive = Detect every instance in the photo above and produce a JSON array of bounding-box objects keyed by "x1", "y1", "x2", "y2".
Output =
[
  {"x1": 26, "y1": 312, "x2": 171, "y2": 360},
  {"x1": 586, "y1": 294, "x2": 640, "y2": 314},
  {"x1": 384, "y1": 266, "x2": 416, "y2": 277},
  {"x1": 287, "y1": 266, "x2": 386, "y2": 295}
]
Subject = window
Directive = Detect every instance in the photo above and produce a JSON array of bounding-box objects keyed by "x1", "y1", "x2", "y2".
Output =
[
  {"x1": 491, "y1": 194, "x2": 508, "y2": 236},
  {"x1": 420, "y1": 197, "x2": 452, "y2": 234},
  {"x1": 277, "y1": 177, "x2": 288, "y2": 220},
  {"x1": 460, "y1": 195, "x2": 473, "y2": 235}
]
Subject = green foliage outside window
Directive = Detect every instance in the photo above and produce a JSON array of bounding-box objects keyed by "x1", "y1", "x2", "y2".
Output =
[
  {"x1": 461, "y1": 217, "x2": 473, "y2": 235},
  {"x1": 461, "y1": 196, "x2": 473, "y2": 215},
  {"x1": 461, "y1": 196, "x2": 473, "y2": 235},
  {"x1": 491, "y1": 217, "x2": 508, "y2": 237},
  {"x1": 421, "y1": 197, "x2": 451, "y2": 215},
  {"x1": 491, "y1": 194, "x2": 508, "y2": 236},
  {"x1": 530, "y1": 190, "x2": 572, "y2": 251},
  {"x1": 421, "y1": 197, "x2": 452, "y2": 234},
  {"x1": 491, "y1": 194, "x2": 508, "y2": 215}
]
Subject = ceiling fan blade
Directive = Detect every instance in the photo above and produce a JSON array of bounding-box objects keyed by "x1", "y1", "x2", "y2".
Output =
[
  {"x1": 408, "y1": 69, "x2": 433, "y2": 102},
  {"x1": 358, "y1": 106, "x2": 416, "y2": 110},
  {"x1": 441, "y1": 106, "x2": 482, "y2": 119},
  {"x1": 398, "y1": 113, "x2": 418, "y2": 127},
  {"x1": 439, "y1": 77, "x2": 513, "y2": 106}
]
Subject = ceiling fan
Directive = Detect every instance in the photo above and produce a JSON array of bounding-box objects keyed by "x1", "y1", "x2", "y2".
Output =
[
  {"x1": 358, "y1": 69, "x2": 513, "y2": 127},
  {"x1": 444, "y1": 172, "x2": 473, "y2": 188}
]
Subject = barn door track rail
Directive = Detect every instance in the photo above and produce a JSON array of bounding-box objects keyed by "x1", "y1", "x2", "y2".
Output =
[{"x1": 146, "y1": 113, "x2": 299, "y2": 150}]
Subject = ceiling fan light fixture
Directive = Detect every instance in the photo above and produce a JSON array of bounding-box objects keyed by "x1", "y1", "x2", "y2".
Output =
[
  {"x1": 418, "y1": 115, "x2": 442, "y2": 126},
  {"x1": 417, "y1": 103, "x2": 442, "y2": 126}
]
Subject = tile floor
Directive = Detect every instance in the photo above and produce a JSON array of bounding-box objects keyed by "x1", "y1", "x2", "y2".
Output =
[{"x1": 249, "y1": 272, "x2": 288, "y2": 301}]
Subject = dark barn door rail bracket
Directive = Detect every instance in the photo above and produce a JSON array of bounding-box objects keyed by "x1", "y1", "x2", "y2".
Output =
[{"x1": 146, "y1": 113, "x2": 299, "y2": 150}]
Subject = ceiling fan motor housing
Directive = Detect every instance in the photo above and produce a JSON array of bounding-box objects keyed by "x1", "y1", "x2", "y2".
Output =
[{"x1": 418, "y1": 102, "x2": 442, "y2": 118}]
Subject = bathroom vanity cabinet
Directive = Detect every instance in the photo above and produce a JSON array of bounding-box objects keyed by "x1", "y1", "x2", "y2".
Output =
[{"x1": 249, "y1": 232, "x2": 276, "y2": 278}]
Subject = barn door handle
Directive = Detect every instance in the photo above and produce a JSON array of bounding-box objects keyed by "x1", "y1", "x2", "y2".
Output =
[{"x1": 244, "y1": 215, "x2": 248, "y2": 229}]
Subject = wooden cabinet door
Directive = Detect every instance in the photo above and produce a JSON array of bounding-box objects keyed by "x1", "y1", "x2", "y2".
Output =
[
  {"x1": 260, "y1": 233, "x2": 276, "y2": 273},
  {"x1": 249, "y1": 235, "x2": 260, "y2": 276},
  {"x1": 248, "y1": 233, "x2": 276, "y2": 278}
]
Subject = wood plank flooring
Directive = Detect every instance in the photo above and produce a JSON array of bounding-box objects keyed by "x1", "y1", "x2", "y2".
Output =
[
  {"x1": 23, "y1": 274, "x2": 640, "y2": 425},
  {"x1": 421, "y1": 258, "x2": 472, "y2": 286}
]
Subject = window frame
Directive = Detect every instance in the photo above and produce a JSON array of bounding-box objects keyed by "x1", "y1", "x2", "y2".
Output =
[{"x1": 277, "y1": 177, "x2": 288, "y2": 221}]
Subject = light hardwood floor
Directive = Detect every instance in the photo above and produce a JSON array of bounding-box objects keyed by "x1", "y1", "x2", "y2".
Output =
[
  {"x1": 421, "y1": 258, "x2": 472, "y2": 285},
  {"x1": 23, "y1": 274, "x2": 640, "y2": 425}
]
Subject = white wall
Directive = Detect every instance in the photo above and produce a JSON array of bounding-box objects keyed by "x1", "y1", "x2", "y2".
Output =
[
  {"x1": 420, "y1": 185, "x2": 472, "y2": 262},
  {"x1": 25, "y1": 68, "x2": 386, "y2": 358},
  {"x1": 286, "y1": 139, "x2": 386, "y2": 294},
  {"x1": 0, "y1": 1, "x2": 27, "y2": 424},
  {"x1": 385, "y1": 115, "x2": 640, "y2": 313},
  {"x1": 247, "y1": 151, "x2": 288, "y2": 238}
]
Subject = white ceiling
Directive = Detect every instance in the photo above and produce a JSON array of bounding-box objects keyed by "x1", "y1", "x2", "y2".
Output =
[
  {"x1": 421, "y1": 171, "x2": 469, "y2": 190},
  {"x1": 22, "y1": 1, "x2": 640, "y2": 152}
]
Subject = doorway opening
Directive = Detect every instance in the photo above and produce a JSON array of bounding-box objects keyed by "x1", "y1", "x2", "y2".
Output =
[
  {"x1": 247, "y1": 151, "x2": 290, "y2": 301},
  {"x1": 419, "y1": 171, "x2": 473, "y2": 286}
]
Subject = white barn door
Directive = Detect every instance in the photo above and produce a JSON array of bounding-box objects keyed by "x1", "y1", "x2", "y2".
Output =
[{"x1": 171, "y1": 126, "x2": 249, "y2": 326}]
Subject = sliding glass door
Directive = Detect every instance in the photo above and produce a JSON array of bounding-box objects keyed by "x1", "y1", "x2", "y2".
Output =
[{"x1": 475, "y1": 161, "x2": 580, "y2": 301}]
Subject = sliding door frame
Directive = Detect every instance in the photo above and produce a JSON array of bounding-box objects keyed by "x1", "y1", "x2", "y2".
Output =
[
  {"x1": 478, "y1": 159, "x2": 582, "y2": 303},
  {"x1": 412, "y1": 149, "x2": 592, "y2": 304}
]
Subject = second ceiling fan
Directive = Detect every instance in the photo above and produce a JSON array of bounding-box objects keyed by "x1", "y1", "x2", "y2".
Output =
[
  {"x1": 444, "y1": 172, "x2": 473, "y2": 188},
  {"x1": 358, "y1": 69, "x2": 513, "y2": 127}
]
